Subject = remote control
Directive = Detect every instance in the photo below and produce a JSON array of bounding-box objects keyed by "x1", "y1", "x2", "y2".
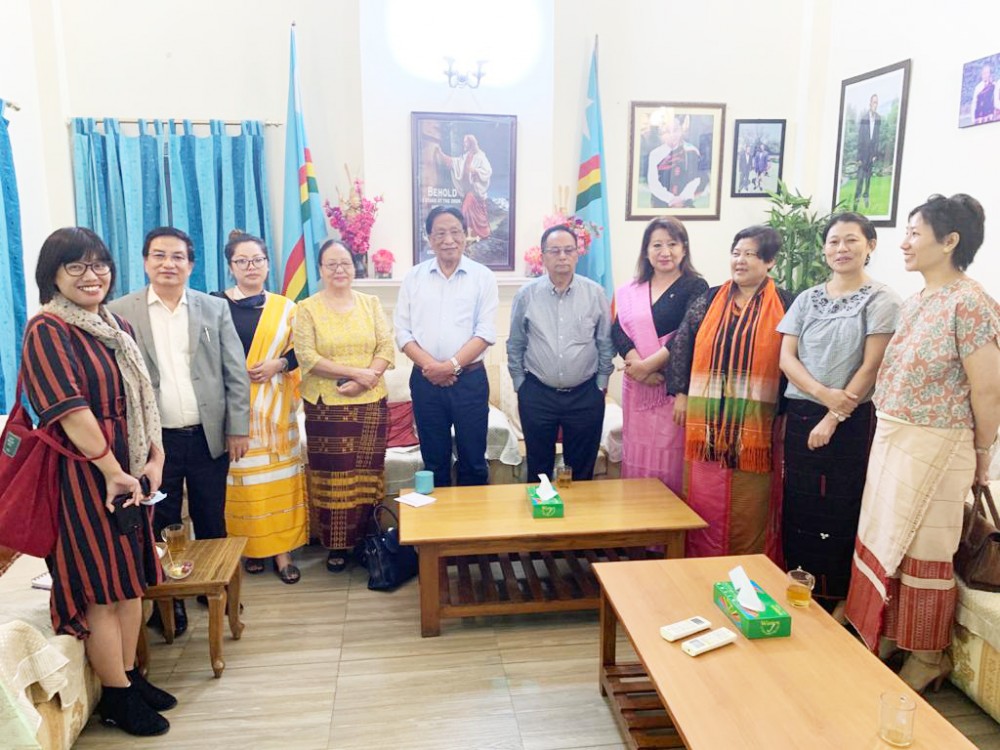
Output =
[
  {"x1": 660, "y1": 615, "x2": 712, "y2": 642},
  {"x1": 681, "y1": 627, "x2": 738, "y2": 657}
]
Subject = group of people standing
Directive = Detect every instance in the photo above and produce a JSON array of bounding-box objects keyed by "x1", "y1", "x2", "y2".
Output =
[
  {"x1": 737, "y1": 142, "x2": 772, "y2": 192},
  {"x1": 15, "y1": 192, "x2": 998, "y2": 736}
]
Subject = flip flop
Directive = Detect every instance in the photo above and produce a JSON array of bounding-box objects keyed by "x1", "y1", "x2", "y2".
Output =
[
  {"x1": 275, "y1": 563, "x2": 301, "y2": 584},
  {"x1": 243, "y1": 558, "x2": 266, "y2": 575},
  {"x1": 326, "y1": 554, "x2": 348, "y2": 573}
]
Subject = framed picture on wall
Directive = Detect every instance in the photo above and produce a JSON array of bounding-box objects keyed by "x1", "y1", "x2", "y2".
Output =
[
  {"x1": 832, "y1": 60, "x2": 911, "y2": 226},
  {"x1": 626, "y1": 101, "x2": 725, "y2": 221},
  {"x1": 411, "y1": 112, "x2": 517, "y2": 270},
  {"x1": 958, "y1": 52, "x2": 1000, "y2": 128},
  {"x1": 731, "y1": 119, "x2": 786, "y2": 198}
]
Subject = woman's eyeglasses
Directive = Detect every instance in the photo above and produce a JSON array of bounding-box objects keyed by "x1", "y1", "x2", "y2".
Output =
[
  {"x1": 231, "y1": 256, "x2": 269, "y2": 270},
  {"x1": 322, "y1": 261, "x2": 354, "y2": 271},
  {"x1": 63, "y1": 261, "x2": 111, "y2": 276}
]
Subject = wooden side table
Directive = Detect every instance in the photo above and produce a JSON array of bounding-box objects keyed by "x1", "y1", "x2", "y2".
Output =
[{"x1": 138, "y1": 536, "x2": 247, "y2": 678}]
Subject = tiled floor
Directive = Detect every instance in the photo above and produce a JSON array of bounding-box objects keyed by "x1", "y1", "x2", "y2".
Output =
[{"x1": 72, "y1": 545, "x2": 1000, "y2": 749}]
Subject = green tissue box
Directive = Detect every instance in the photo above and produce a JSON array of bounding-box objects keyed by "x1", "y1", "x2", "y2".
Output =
[
  {"x1": 713, "y1": 581, "x2": 791, "y2": 639},
  {"x1": 527, "y1": 486, "x2": 564, "y2": 518}
]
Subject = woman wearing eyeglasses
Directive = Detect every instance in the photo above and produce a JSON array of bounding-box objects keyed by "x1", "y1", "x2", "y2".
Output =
[
  {"x1": 294, "y1": 239, "x2": 394, "y2": 572},
  {"x1": 666, "y1": 226, "x2": 795, "y2": 559},
  {"x1": 20, "y1": 228, "x2": 173, "y2": 735},
  {"x1": 211, "y1": 230, "x2": 307, "y2": 584}
]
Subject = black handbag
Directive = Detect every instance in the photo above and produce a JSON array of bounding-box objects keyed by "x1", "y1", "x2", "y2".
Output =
[
  {"x1": 955, "y1": 484, "x2": 1000, "y2": 592},
  {"x1": 358, "y1": 504, "x2": 418, "y2": 592}
]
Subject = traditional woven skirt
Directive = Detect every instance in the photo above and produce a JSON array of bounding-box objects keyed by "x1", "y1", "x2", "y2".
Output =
[
  {"x1": 622, "y1": 394, "x2": 685, "y2": 497},
  {"x1": 845, "y1": 419, "x2": 974, "y2": 652},
  {"x1": 782, "y1": 399, "x2": 875, "y2": 601},
  {"x1": 304, "y1": 398, "x2": 388, "y2": 551}
]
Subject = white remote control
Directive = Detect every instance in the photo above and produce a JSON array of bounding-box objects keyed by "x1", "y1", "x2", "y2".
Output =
[
  {"x1": 660, "y1": 615, "x2": 712, "y2": 642},
  {"x1": 681, "y1": 627, "x2": 738, "y2": 657}
]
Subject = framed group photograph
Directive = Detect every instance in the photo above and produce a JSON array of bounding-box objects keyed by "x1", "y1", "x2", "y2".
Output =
[
  {"x1": 731, "y1": 119, "x2": 786, "y2": 198},
  {"x1": 832, "y1": 59, "x2": 911, "y2": 226},
  {"x1": 626, "y1": 101, "x2": 725, "y2": 221},
  {"x1": 958, "y1": 51, "x2": 1000, "y2": 128},
  {"x1": 411, "y1": 112, "x2": 517, "y2": 270}
]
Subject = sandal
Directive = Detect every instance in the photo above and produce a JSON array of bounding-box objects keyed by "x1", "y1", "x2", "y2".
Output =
[
  {"x1": 326, "y1": 553, "x2": 348, "y2": 573},
  {"x1": 274, "y1": 561, "x2": 301, "y2": 584},
  {"x1": 243, "y1": 558, "x2": 266, "y2": 575}
]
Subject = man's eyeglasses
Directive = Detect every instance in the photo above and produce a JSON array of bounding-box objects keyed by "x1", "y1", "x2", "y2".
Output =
[
  {"x1": 148, "y1": 252, "x2": 190, "y2": 265},
  {"x1": 430, "y1": 229, "x2": 466, "y2": 242},
  {"x1": 322, "y1": 261, "x2": 354, "y2": 271},
  {"x1": 63, "y1": 261, "x2": 112, "y2": 276},
  {"x1": 730, "y1": 250, "x2": 760, "y2": 260},
  {"x1": 543, "y1": 246, "x2": 578, "y2": 256},
  {"x1": 231, "y1": 256, "x2": 269, "y2": 270}
]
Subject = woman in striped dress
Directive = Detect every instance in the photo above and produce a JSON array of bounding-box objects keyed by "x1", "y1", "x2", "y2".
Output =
[{"x1": 20, "y1": 228, "x2": 174, "y2": 736}]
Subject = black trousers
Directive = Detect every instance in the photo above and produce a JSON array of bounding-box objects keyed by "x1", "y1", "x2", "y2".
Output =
[
  {"x1": 155, "y1": 426, "x2": 230, "y2": 541},
  {"x1": 518, "y1": 373, "x2": 605, "y2": 483}
]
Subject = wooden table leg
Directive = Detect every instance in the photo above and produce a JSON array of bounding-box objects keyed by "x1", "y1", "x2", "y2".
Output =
[
  {"x1": 207, "y1": 590, "x2": 226, "y2": 678},
  {"x1": 227, "y1": 565, "x2": 244, "y2": 640},
  {"x1": 419, "y1": 544, "x2": 442, "y2": 637},
  {"x1": 136, "y1": 615, "x2": 150, "y2": 675},
  {"x1": 158, "y1": 599, "x2": 175, "y2": 644},
  {"x1": 663, "y1": 530, "x2": 686, "y2": 560},
  {"x1": 599, "y1": 587, "x2": 617, "y2": 696}
]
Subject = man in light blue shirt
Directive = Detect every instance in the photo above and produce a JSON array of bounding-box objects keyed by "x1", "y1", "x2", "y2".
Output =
[
  {"x1": 395, "y1": 206, "x2": 499, "y2": 487},
  {"x1": 508, "y1": 224, "x2": 613, "y2": 482}
]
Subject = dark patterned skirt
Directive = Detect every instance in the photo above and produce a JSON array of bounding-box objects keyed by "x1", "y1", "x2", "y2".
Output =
[
  {"x1": 304, "y1": 398, "x2": 388, "y2": 551},
  {"x1": 782, "y1": 398, "x2": 875, "y2": 601}
]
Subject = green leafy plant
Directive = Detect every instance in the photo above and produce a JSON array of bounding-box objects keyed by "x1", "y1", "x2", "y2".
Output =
[{"x1": 765, "y1": 180, "x2": 843, "y2": 294}]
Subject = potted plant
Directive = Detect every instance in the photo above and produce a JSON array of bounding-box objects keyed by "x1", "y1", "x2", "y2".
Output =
[
  {"x1": 764, "y1": 180, "x2": 842, "y2": 295},
  {"x1": 371, "y1": 248, "x2": 395, "y2": 279}
]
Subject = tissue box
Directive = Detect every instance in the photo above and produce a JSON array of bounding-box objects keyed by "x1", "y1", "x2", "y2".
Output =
[
  {"x1": 713, "y1": 581, "x2": 791, "y2": 639},
  {"x1": 527, "y1": 486, "x2": 564, "y2": 518}
]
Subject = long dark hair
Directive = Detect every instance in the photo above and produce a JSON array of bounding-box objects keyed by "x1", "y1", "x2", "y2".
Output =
[{"x1": 635, "y1": 217, "x2": 701, "y2": 283}]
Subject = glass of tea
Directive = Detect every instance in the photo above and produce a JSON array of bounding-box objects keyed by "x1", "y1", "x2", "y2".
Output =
[
  {"x1": 879, "y1": 692, "x2": 915, "y2": 746},
  {"x1": 556, "y1": 466, "x2": 573, "y2": 491},
  {"x1": 161, "y1": 524, "x2": 188, "y2": 577},
  {"x1": 786, "y1": 567, "x2": 815, "y2": 608}
]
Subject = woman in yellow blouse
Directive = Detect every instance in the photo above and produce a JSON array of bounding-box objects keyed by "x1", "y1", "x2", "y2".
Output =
[{"x1": 294, "y1": 240, "x2": 395, "y2": 572}]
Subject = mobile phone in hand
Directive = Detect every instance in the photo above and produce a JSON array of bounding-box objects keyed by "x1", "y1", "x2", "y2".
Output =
[{"x1": 109, "y1": 492, "x2": 143, "y2": 535}]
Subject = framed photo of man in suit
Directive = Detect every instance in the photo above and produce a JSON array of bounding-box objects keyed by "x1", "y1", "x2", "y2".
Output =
[{"x1": 832, "y1": 60, "x2": 911, "y2": 227}]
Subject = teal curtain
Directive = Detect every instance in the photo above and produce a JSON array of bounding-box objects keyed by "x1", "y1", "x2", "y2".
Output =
[
  {"x1": 0, "y1": 101, "x2": 28, "y2": 412},
  {"x1": 72, "y1": 118, "x2": 273, "y2": 295}
]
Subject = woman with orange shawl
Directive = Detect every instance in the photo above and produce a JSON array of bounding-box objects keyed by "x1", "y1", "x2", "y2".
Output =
[
  {"x1": 212, "y1": 231, "x2": 307, "y2": 584},
  {"x1": 666, "y1": 226, "x2": 795, "y2": 558}
]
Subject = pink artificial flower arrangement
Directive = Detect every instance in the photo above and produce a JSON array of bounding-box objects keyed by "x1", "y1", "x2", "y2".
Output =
[
  {"x1": 524, "y1": 212, "x2": 603, "y2": 276},
  {"x1": 372, "y1": 248, "x2": 395, "y2": 274},
  {"x1": 323, "y1": 178, "x2": 383, "y2": 257},
  {"x1": 523, "y1": 245, "x2": 544, "y2": 277}
]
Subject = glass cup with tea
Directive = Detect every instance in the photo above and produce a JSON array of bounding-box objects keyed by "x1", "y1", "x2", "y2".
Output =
[
  {"x1": 161, "y1": 524, "x2": 189, "y2": 578},
  {"x1": 879, "y1": 691, "x2": 915, "y2": 746},
  {"x1": 556, "y1": 466, "x2": 573, "y2": 491},
  {"x1": 786, "y1": 567, "x2": 816, "y2": 608}
]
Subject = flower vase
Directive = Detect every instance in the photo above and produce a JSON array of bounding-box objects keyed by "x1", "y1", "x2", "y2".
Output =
[
  {"x1": 353, "y1": 252, "x2": 368, "y2": 279},
  {"x1": 375, "y1": 270, "x2": 392, "y2": 280}
]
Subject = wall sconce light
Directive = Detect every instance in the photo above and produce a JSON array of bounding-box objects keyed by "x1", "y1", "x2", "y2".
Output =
[{"x1": 443, "y1": 57, "x2": 486, "y2": 89}]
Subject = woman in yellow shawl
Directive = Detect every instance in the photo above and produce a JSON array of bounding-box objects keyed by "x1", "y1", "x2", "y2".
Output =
[{"x1": 212, "y1": 231, "x2": 307, "y2": 583}]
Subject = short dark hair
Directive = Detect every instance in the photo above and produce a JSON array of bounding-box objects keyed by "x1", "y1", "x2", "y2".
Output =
[
  {"x1": 36, "y1": 227, "x2": 117, "y2": 305},
  {"x1": 909, "y1": 193, "x2": 986, "y2": 271},
  {"x1": 317, "y1": 238, "x2": 350, "y2": 267},
  {"x1": 540, "y1": 224, "x2": 578, "y2": 250},
  {"x1": 731, "y1": 225, "x2": 782, "y2": 262},
  {"x1": 424, "y1": 206, "x2": 467, "y2": 235},
  {"x1": 224, "y1": 230, "x2": 267, "y2": 262},
  {"x1": 142, "y1": 226, "x2": 195, "y2": 261},
  {"x1": 823, "y1": 212, "x2": 877, "y2": 244},
  {"x1": 635, "y1": 217, "x2": 702, "y2": 283}
]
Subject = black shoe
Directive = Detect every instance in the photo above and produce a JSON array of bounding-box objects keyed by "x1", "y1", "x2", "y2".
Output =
[
  {"x1": 98, "y1": 684, "x2": 170, "y2": 737},
  {"x1": 146, "y1": 605, "x2": 163, "y2": 632},
  {"x1": 126, "y1": 668, "x2": 177, "y2": 712},
  {"x1": 172, "y1": 599, "x2": 188, "y2": 637}
]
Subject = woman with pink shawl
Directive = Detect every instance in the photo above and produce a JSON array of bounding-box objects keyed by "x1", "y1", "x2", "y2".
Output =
[{"x1": 612, "y1": 218, "x2": 707, "y2": 495}]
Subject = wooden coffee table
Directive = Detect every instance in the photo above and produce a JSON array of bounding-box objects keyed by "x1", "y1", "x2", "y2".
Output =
[
  {"x1": 594, "y1": 554, "x2": 976, "y2": 749},
  {"x1": 138, "y1": 536, "x2": 247, "y2": 678},
  {"x1": 399, "y1": 478, "x2": 706, "y2": 637}
]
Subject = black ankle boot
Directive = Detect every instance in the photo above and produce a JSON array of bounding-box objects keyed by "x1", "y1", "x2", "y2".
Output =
[
  {"x1": 97, "y1": 684, "x2": 170, "y2": 736},
  {"x1": 126, "y1": 668, "x2": 178, "y2": 711}
]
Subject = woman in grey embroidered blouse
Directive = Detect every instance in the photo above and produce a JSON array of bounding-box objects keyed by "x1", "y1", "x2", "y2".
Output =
[{"x1": 777, "y1": 212, "x2": 901, "y2": 618}]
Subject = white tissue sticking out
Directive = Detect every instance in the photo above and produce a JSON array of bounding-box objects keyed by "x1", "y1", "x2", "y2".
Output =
[
  {"x1": 729, "y1": 565, "x2": 765, "y2": 612},
  {"x1": 535, "y1": 473, "x2": 558, "y2": 501}
]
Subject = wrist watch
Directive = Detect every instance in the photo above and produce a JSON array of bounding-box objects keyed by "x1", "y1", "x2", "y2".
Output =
[{"x1": 450, "y1": 357, "x2": 463, "y2": 376}]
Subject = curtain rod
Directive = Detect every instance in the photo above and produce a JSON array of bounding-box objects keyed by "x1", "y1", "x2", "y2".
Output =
[{"x1": 67, "y1": 118, "x2": 282, "y2": 127}]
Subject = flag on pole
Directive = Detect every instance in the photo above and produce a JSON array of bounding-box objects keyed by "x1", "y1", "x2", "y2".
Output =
[
  {"x1": 281, "y1": 24, "x2": 326, "y2": 302},
  {"x1": 575, "y1": 37, "x2": 613, "y2": 299}
]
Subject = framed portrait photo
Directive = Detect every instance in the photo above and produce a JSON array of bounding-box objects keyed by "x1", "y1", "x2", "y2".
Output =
[
  {"x1": 832, "y1": 59, "x2": 911, "y2": 226},
  {"x1": 958, "y1": 52, "x2": 1000, "y2": 128},
  {"x1": 411, "y1": 112, "x2": 517, "y2": 270},
  {"x1": 731, "y1": 119, "x2": 786, "y2": 198},
  {"x1": 626, "y1": 101, "x2": 725, "y2": 221}
]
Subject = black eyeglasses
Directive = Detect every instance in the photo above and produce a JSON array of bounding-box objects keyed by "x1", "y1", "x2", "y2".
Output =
[
  {"x1": 63, "y1": 261, "x2": 112, "y2": 277},
  {"x1": 231, "y1": 256, "x2": 269, "y2": 270}
]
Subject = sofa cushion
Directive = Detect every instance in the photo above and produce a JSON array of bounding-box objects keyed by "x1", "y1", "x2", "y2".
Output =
[{"x1": 386, "y1": 401, "x2": 419, "y2": 448}]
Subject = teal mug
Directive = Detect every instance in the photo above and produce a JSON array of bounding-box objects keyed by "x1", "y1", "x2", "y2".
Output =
[{"x1": 414, "y1": 470, "x2": 434, "y2": 495}]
